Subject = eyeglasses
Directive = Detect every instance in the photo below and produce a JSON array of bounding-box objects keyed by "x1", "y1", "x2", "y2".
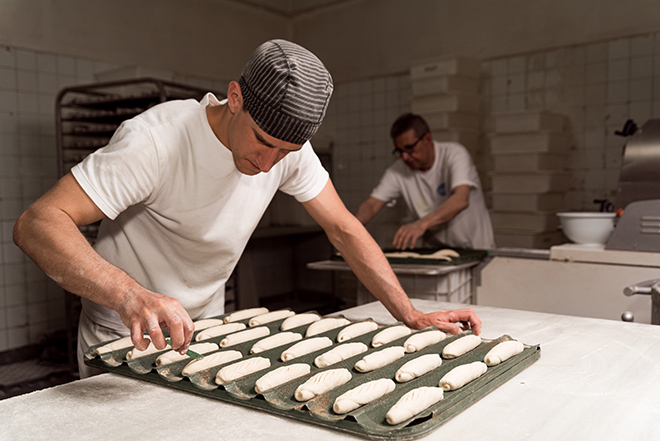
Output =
[{"x1": 392, "y1": 132, "x2": 427, "y2": 156}]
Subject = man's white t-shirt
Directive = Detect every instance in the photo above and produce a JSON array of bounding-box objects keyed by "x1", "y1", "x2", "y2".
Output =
[
  {"x1": 71, "y1": 93, "x2": 329, "y2": 330},
  {"x1": 370, "y1": 140, "x2": 495, "y2": 249}
]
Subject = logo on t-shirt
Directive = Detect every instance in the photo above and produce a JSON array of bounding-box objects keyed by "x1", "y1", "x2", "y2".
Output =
[{"x1": 436, "y1": 183, "x2": 447, "y2": 196}]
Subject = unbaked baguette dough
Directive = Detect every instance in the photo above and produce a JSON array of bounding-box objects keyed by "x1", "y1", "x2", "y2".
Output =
[
  {"x1": 248, "y1": 310, "x2": 295, "y2": 327},
  {"x1": 354, "y1": 346, "x2": 406, "y2": 372},
  {"x1": 250, "y1": 332, "x2": 303, "y2": 354},
  {"x1": 403, "y1": 330, "x2": 446, "y2": 353},
  {"x1": 195, "y1": 322, "x2": 247, "y2": 342},
  {"x1": 314, "y1": 342, "x2": 368, "y2": 368},
  {"x1": 281, "y1": 337, "x2": 333, "y2": 361},
  {"x1": 215, "y1": 357, "x2": 271, "y2": 384},
  {"x1": 220, "y1": 326, "x2": 270, "y2": 348},
  {"x1": 372, "y1": 325, "x2": 412, "y2": 347},
  {"x1": 395, "y1": 353, "x2": 443, "y2": 382},
  {"x1": 95, "y1": 336, "x2": 134, "y2": 356},
  {"x1": 305, "y1": 318, "x2": 351, "y2": 337},
  {"x1": 336, "y1": 321, "x2": 379, "y2": 342},
  {"x1": 385, "y1": 386, "x2": 444, "y2": 425},
  {"x1": 333, "y1": 378, "x2": 396, "y2": 414},
  {"x1": 254, "y1": 363, "x2": 311, "y2": 394},
  {"x1": 155, "y1": 342, "x2": 219, "y2": 367},
  {"x1": 224, "y1": 307, "x2": 269, "y2": 323},
  {"x1": 438, "y1": 361, "x2": 488, "y2": 391},
  {"x1": 294, "y1": 368, "x2": 352, "y2": 401},
  {"x1": 181, "y1": 350, "x2": 242, "y2": 376},
  {"x1": 484, "y1": 340, "x2": 524, "y2": 366},
  {"x1": 125, "y1": 341, "x2": 171, "y2": 360},
  {"x1": 192, "y1": 318, "x2": 224, "y2": 331},
  {"x1": 280, "y1": 313, "x2": 321, "y2": 331},
  {"x1": 441, "y1": 334, "x2": 482, "y2": 358}
]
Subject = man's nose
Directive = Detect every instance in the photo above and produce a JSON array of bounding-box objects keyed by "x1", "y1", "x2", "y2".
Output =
[{"x1": 258, "y1": 148, "x2": 280, "y2": 173}]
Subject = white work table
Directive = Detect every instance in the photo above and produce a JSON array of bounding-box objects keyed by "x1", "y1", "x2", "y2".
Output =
[{"x1": 2, "y1": 299, "x2": 659, "y2": 440}]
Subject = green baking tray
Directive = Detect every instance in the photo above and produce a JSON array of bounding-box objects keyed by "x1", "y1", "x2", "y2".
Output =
[
  {"x1": 331, "y1": 248, "x2": 490, "y2": 266},
  {"x1": 85, "y1": 311, "x2": 540, "y2": 441}
]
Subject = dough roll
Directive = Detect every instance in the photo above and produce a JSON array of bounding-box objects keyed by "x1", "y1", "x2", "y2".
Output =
[
  {"x1": 155, "y1": 342, "x2": 219, "y2": 366},
  {"x1": 333, "y1": 378, "x2": 396, "y2": 414},
  {"x1": 385, "y1": 386, "x2": 444, "y2": 425},
  {"x1": 220, "y1": 326, "x2": 270, "y2": 348},
  {"x1": 484, "y1": 340, "x2": 525, "y2": 366},
  {"x1": 192, "y1": 318, "x2": 224, "y2": 331},
  {"x1": 438, "y1": 361, "x2": 488, "y2": 391},
  {"x1": 250, "y1": 332, "x2": 303, "y2": 354},
  {"x1": 195, "y1": 322, "x2": 247, "y2": 342},
  {"x1": 254, "y1": 363, "x2": 311, "y2": 394},
  {"x1": 371, "y1": 325, "x2": 412, "y2": 347},
  {"x1": 248, "y1": 310, "x2": 295, "y2": 327},
  {"x1": 95, "y1": 336, "x2": 134, "y2": 356},
  {"x1": 215, "y1": 357, "x2": 271, "y2": 385},
  {"x1": 280, "y1": 313, "x2": 321, "y2": 331},
  {"x1": 224, "y1": 307, "x2": 269, "y2": 323},
  {"x1": 305, "y1": 318, "x2": 351, "y2": 337},
  {"x1": 336, "y1": 321, "x2": 379, "y2": 342},
  {"x1": 281, "y1": 337, "x2": 333, "y2": 361},
  {"x1": 182, "y1": 350, "x2": 242, "y2": 376},
  {"x1": 403, "y1": 330, "x2": 446, "y2": 353},
  {"x1": 441, "y1": 334, "x2": 482, "y2": 358},
  {"x1": 395, "y1": 353, "x2": 442, "y2": 382},
  {"x1": 125, "y1": 341, "x2": 171, "y2": 360},
  {"x1": 314, "y1": 342, "x2": 368, "y2": 368},
  {"x1": 354, "y1": 346, "x2": 405, "y2": 373},
  {"x1": 294, "y1": 368, "x2": 352, "y2": 401}
]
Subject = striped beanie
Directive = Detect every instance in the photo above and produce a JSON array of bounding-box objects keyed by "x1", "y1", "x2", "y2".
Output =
[{"x1": 238, "y1": 39, "x2": 333, "y2": 145}]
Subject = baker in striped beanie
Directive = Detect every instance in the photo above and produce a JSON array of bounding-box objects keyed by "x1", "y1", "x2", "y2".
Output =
[{"x1": 238, "y1": 39, "x2": 334, "y2": 145}]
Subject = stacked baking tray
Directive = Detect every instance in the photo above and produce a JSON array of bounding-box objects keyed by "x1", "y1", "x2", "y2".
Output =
[{"x1": 85, "y1": 310, "x2": 540, "y2": 440}]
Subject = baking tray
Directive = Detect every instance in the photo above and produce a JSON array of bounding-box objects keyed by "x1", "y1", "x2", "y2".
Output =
[
  {"x1": 331, "y1": 248, "x2": 489, "y2": 266},
  {"x1": 85, "y1": 311, "x2": 540, "y2": 440}
]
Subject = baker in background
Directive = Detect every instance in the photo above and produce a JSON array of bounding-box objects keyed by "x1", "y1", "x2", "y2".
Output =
[
  {"x1": 356, "y1": 113, "x2": 495, "y2": 251},
  {"x1": 14, "y1": 41, "x2": 481, "y2": 378}
]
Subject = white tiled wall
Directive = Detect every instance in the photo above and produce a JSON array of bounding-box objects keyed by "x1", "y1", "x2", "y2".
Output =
[{"x1": 0, "y1": 45, "x2": 225, "y2": 352}]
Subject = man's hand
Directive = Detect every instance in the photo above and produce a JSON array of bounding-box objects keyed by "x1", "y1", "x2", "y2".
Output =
[
  {"x1": 393, "y1": 221, "x2": 427, "y2": 250},
  {"x1": 118, "y1": 290, "x2": 195, "y2": 354},
  {"x1": 403, "y1": 308, "x2": 482, "y2": 335}
]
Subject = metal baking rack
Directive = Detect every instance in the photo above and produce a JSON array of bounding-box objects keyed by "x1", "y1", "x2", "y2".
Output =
[{"x1": 85, "y1": 311, "x2": 540, "y2": 441}]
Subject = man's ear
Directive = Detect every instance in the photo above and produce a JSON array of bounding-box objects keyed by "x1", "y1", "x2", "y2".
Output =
[{"x1": 226, "y1": 81, "x2": 242, "y2": 114}]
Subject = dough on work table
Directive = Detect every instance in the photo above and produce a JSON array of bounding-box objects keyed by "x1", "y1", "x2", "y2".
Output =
[
  {"x1": 305, "y1": 317, "x2": 351, "y2": 337},
  {"x1": 336, "y1": 321, "x2": 379, "y2": 342},
  {"x1": 395, "y1": 353, "x2": 442, "y2": 382},
  {"x1": 333, "y1": 378, "x2": 396, "y2": 414},
  {"x1": 192, "y1": 318, "x2": 224, "y2": 331},
  {"x1": 484, "y1": 340, "x2": 524, "y2": 366},
  {"x1": 182, "y1": 350, "x2": 242, "y2": 377},
  {"x1": 438, "y1": 361, "x2": 488, "y2": 391},
  {"x1": 403, "y1": 330, "x2": 446, "y2": 353},
  {"x1": 155, "y1": 342, "x2": 219, "y2": 366},
  {"x1": 195, "y1": 322, "x2": 247, "y2": 342},
  {"x1": 248, "y1": 309, "x2": 295, "y2": 327},
  {"x1": 220, "y1": 326, "x2": 270, "y2": 348},
  {"x1": 250, "y1": 332, "x2": 302, "y2": 354},
  {"x1": 94, "y1": 336, "x2": 134, "y2": 356},
  {"x1": 354, "y1": 346, "x2": 406, "y2": 372},
  {"x1": 441, "y1": 334, "x2": 482, "y2": 358},
  {"x1": 294, "y1": 368, "x2": 352, "y2": 402},
  {"x1": 254, "y1": 363, "x2": 311, "y2": 394},
  {"x1": 314, "y1": 342, "x2": 368, "y2": 368},
  {"x1": 371, "y1": 325, "x2": 412, "y2": 347},
  {"x1": 224, "y1": 307, "x2": 269, "y2": 323},
  {"x1": 215, "y1": 357, "x2": 271, "y2": 385},
  {"x1": 280, "y1": 313, "x2": 321, "y2": 331},
  {"x1": 281, "y1": 337, "x2": 333, "y2": 361},
  {"x1": 421, "y1": 248, "x2": 460, "y2": 260},
  {"x1": 385, "y1": 386, "x2": 444, "y2": 425},
  {"x1": 125, "y1": 341, "x2": 171, "y2": 360}
]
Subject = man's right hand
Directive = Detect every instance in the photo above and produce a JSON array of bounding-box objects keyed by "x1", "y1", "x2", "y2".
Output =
[{"x1": 118, "y1": 290, "x2": 195, "y2": 354}]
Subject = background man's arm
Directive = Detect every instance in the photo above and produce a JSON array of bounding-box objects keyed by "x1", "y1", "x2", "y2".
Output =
[{"x1": 355, "y1": 196, "x2": 386, "y2": 225}]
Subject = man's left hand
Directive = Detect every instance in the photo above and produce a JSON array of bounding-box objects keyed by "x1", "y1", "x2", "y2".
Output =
[
  {"x1": 404, "y1": 308, "x2": 482, "y2": 335},
  {"x1": 393, "y1": 221, "x2": 426, "y2": 250}
]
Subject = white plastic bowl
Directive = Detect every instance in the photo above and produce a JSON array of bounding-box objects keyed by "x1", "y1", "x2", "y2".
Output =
[{"x1": 556, "y1": 212, "x2": 616, "y2": 245}]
